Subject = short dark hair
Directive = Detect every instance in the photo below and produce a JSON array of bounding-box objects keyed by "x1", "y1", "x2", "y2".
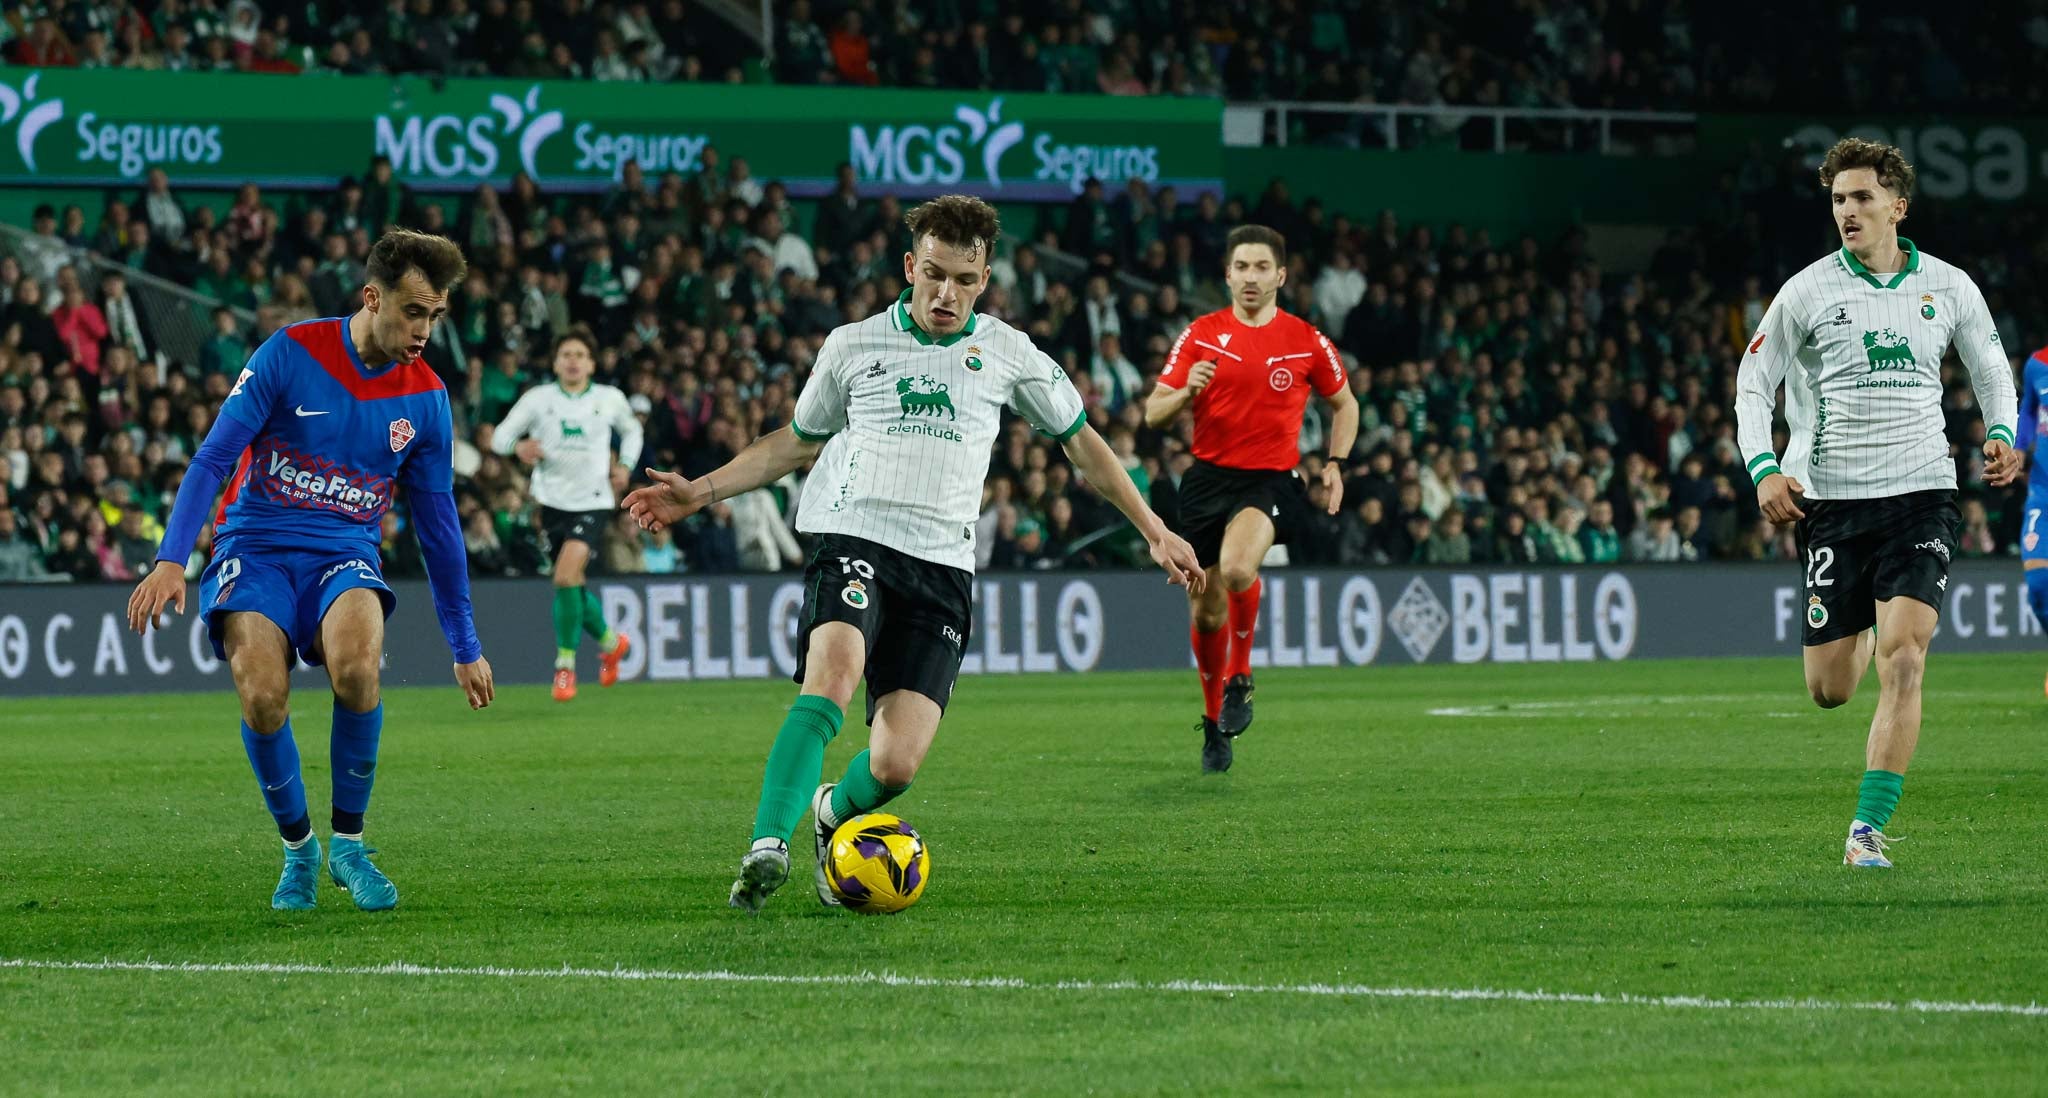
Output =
[
  {"x1": 1818, "y1": 137, "x2": 1916, "y2": 203},
  {"x1": 1225, "y1": 224, "x2": 1286, "y2": 266},
  {"x1": 366, "y1": 229, "x2": 467, "y2": 292},
  {"x1": 904, "y1": 195, "x2": 1001, "y2": 257},
  {"x1": 552, "y1": 326, "x2": 598, "y2": 359}
]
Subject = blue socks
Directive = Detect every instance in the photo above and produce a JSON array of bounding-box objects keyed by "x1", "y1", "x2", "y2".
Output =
[
  {"x1": 330, "y1": 701, "x2": 383, "y2": 836},
  {"x1": 242, "y1": 719, "x2": 311, "y2": 843},
  {"x1": 2026, "y1": 569, "x2": 2048, "y2": 634}
]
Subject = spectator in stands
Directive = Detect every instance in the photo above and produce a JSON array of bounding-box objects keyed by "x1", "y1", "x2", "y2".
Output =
[
  {"x1": 51, "y1": 268, "x2": 109, "y2": 380},
  {"x1": 0, "y1": 507, "x2": 47, "y2": 581},
  {"x1": 137, "y1": 169, "x2": 188, "y2": 246}
]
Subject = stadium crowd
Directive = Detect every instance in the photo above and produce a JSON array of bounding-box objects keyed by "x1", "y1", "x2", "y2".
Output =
[
  {"x1": 0, "y1": 134, "x2": 2032, "y2": 585},
  {"x1": 0, "y1": 2, "x2": 2038, "y2": 583},
  {"x1": 6, "y1": 0, "x2": 2038, "y2": 115}
]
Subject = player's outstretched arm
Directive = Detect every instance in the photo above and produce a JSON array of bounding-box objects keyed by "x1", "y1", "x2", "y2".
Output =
[
  {"x1": 412, "y1": 488, "x2": 494, "y2": 709},
  {"x1": 624, "y1": 425, "x2": 823, "y2": 532},
  {"x1": 1060, "y1": 423, "x2": 1204, "y2": 593}
]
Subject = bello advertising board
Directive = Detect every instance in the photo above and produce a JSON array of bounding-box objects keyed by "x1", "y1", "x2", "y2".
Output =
[
  {"x1": 1702, "y1": 115, "x2": 2045, "y2": 202},
  {"x1": 0, "y1": 69, "x2": 1221, "y2": 199}
]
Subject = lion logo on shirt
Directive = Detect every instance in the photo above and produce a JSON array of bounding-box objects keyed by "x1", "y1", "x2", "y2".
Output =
[
  {"x1": 896, "y1": 375, "x2": 956, "y2": 420},
  {"x1": 1861, "y1": 329, "x2": 1917, "y2": 372}
]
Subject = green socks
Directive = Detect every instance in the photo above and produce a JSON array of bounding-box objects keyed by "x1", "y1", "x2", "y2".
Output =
[
  {"x1": 580, "y1": 587, "x2": 613, "y2": 647},
  {"x1": 751, "y1": 695, "x2": 845, "y2": 843},
  {"x1": 552, "y1": 586, "x2": 583, "y2": 653},
  {"x1": 554, "y1": 586, "x2": 615, "y2": 664},
  {"x1": 1855, "y1": 769, "x2": 1905, "y2": 829},
  {"x1": 827, "y1": 749, "x2": 911, "y2": 829}
]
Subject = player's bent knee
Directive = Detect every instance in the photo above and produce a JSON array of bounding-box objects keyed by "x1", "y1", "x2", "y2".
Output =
[
  {"x1": 869, "y1": 753, "x2": 920, "y2": 788},
  {"x1": 1808, "y1": 683, "x2": 1853, "y2": 709},
  {"x1": 1220, "y1": 563, "x2": 1260, "y2": 593},
  {"x1": 326, "y1": 655, "x2": 382, "y2": 711},
  {"x1": 240, "y1": 688, "x2": 291, "y2": 733}
]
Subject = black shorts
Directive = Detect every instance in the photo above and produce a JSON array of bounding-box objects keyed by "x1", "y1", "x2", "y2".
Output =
[
  {"x1": 1794, "y1": 489, "x2": 1959, "y2": 646},
  {"x1": 794, "y1": 533, "x2": 974, "y2": 725},
  {"x1": 539, "y1": 506, "x2": 609, "y2": 557},
  {"x1": 1173, "y1": 458, "x2": 1313, "y2": 568}
]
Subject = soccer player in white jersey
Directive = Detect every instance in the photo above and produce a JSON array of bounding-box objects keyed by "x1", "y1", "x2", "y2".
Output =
[
  {"x1": 1737, "y1": 138, "x2": 2020, "y2": 868},
  {"x1": 624, "y1": 195, "x2": 1204, "y2": 912},
  {"x1": 493, "y1": 328, "x2": 642, "y2": 701}
]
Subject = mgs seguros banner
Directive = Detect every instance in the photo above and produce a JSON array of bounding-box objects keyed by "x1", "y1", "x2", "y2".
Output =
[{"x1": 0, "y1": 69, "x2": 1223, "y2": 199}]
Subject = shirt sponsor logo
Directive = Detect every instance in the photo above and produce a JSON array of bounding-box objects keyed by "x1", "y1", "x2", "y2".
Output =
[
  {"x1": 896, "y1": 375, "x2": 955, "y2": 420},
  {"x1": 257, "y1": 444, "x2": 392, "y2": 518},
  {"x1": 319, "y1": 558, "x2": 378, "y2": 583}
]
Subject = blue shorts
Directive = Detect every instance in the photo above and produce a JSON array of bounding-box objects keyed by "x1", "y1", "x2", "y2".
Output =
[
  {"x1": 2025, "y1": 492, "x2": 2048, "y2": 562},
  {"x1": 198, "y1": 540, "x2": 396, "y2": 665}
]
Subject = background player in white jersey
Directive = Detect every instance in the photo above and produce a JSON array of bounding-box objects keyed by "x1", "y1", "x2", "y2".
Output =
[
  {"x1": 492, "y1": 328, "x2": 642, "y2": 701},
  {"x1": 624, "y1": 195, "x2": 1204, "y2": 913},
  {"x1": 1736, "y1": 138, "x2": 2020, "y2": 869}
]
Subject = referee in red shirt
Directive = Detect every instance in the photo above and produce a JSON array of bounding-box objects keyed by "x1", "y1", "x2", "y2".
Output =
[{"x1": 1144, "y1": 225, "x2": 1359, "y2": 772}]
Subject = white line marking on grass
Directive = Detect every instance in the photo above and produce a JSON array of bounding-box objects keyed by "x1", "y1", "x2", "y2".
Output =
[
  {"x1": 4, "y1": 957, "x2": 2043, "y2": 1019},
  {"x1": 1426, "y1": 689, "x2": 2021, "y2": 719}
]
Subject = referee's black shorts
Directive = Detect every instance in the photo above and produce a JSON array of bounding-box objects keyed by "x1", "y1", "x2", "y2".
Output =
[{"x1": 1171, "y1": 458, "x2": 1314, "y2": 568}]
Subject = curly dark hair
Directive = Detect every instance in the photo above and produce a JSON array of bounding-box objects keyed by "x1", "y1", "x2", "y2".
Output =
[
  {"x1": 1818, "y1": 137, "x2": 1916, "y2": 203},
  {"x1": 365, "y1": 228, "x2": 469, "y2": 291},
  {"x1": 904, "y1": 195, "x2": 1001, "y2": 257}
]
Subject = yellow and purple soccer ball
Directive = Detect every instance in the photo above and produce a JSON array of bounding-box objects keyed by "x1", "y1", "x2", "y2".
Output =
[{"x1": 826, "y1": 813, "x2": 930, "y2": 914}]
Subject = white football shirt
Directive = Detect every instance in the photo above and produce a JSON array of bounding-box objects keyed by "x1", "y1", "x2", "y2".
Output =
[
  {"x1": 1736, "y1": 239, "x2": 2015, "y2": 499},
  {"x1": 792, "y1": 291, "x2": 1087, "y2": 571},
  {"x1": 492, "y1": 381, "x2": 644, "y2": 512}
]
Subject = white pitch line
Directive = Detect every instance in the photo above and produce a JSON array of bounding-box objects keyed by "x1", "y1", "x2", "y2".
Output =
[{"x1": 3, "y1": 957, "x2": 2043, "y2": 1019}]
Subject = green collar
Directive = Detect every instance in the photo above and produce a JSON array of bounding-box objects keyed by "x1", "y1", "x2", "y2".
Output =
[
  {"x1": 1840, "y1": 237, "x2": 1920, "y2": 290},
  {"x1": 894, "y1": 289, "x2": 977, "y2": 347},
  {"x1": 555, "y1": 381, "x2": 591, "y2": 399}
]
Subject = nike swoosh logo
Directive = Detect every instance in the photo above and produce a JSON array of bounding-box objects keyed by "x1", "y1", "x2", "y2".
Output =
[
  {"x1": 295, "y1": 406, "x2": 329, "y2": 417},
  {"x1": 346, "y1": 768, "x2": 374, "y2": 780},
  {"x1": 263, "y1": 779, "x2": 294, "y2": 792}
]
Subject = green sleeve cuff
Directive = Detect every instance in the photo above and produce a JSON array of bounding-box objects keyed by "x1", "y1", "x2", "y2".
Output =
[
  {"x1": 1745, "y1": 451, "x2": 1781, "y2": 486},
  {"x1": 1989, "y1": 424, "x2": 2016, "y2": 446},
  {"x1": 791, "y1": 421, "x2": 834, "y2": 443},
  {"x1": 1052, "y1": 410, "x2": 1087, "y2": 442}
]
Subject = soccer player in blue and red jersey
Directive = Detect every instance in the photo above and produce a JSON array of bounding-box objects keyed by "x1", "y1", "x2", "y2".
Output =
[
  {"x1": 2017, "y1": 345, "x2": 2048, "y2": 692},
  {"x1": 127, "y1": 229, "x2": 494, "y2": 912}
]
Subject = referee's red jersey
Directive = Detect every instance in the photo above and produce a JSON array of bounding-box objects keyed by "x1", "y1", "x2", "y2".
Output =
[{"x1": 1158, "y1": 308, "x2": 1347, "y2": 472}]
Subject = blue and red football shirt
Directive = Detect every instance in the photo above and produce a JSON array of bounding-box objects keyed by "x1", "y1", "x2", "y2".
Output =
[{"x1": 209, "y1": 317, "x2": 453, "y2": 551}]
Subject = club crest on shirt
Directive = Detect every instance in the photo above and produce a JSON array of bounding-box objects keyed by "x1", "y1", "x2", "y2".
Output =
[
  {"x1": 963, "y1": 345, "x2": 984, "y2": 372},
  {"x1": 389, "y1": 417, "x2": 416, "y2": 452},
  {"x1": 1920, "y1": 293, "x2": 1936, "y2": 321},
  {"x1": 1268, "y1": 367, "x2": 1294, "y2": 392}
]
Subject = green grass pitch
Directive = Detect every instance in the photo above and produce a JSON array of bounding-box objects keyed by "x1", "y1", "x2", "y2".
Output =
[{"x1": 5, "y1": 655, "x2": 2047, "y2": 1094}]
